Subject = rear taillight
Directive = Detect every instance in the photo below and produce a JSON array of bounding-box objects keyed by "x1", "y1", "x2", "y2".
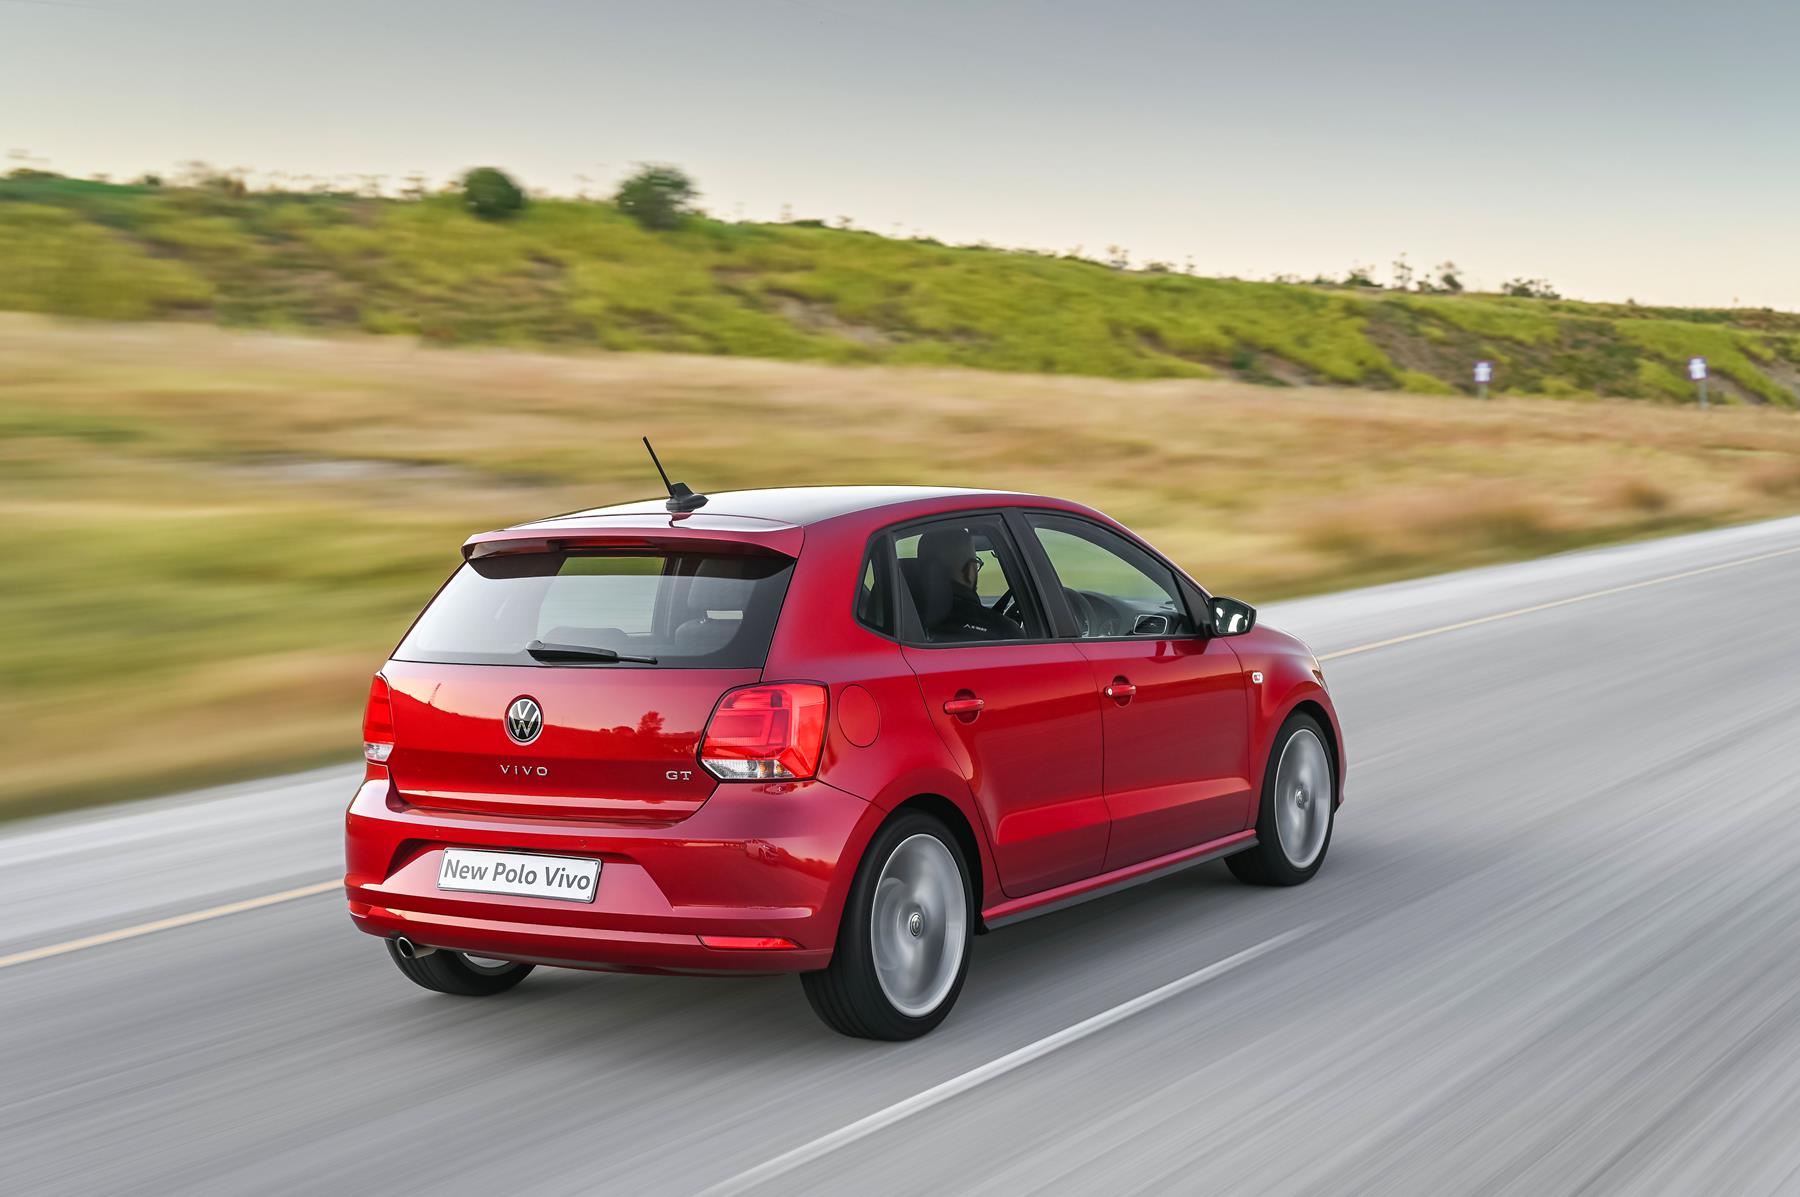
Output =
[
  {"x1": 700, "y1": 683, "x2": 828, "y2": 781},
  {"x1": 363, "y1": 674, "x2": 394, "y2": 764}
]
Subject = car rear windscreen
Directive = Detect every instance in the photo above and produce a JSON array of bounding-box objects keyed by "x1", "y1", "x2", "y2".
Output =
[{"x1": 393, "y1": 551, "x2": 794, "y2": 669}]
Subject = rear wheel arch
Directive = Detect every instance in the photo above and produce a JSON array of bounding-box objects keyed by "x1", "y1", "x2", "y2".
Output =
[
  {"x1": 804, "y1": 805, "x2": 977, "y2": 1037},
  {"x1": 890, "y1": 793, "x2": 986, "y2": 925}
]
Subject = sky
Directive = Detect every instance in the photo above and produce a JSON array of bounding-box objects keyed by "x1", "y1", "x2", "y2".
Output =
[{"x1": 4, "y1": 0, "x2": 1798, "y2": 308}]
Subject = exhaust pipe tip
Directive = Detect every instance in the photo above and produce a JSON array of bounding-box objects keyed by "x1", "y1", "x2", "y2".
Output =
[{"x1": 392, "y1": 936, "x2": 437, "y2": 960}]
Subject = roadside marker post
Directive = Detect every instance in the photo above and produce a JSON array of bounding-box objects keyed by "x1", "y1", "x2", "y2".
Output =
[
  {"x1": 1689, "y1": 357, "x2": 1708, "y2": 409},
  {"x1": 1473, "y1": 360, "x2": 1493, "y2": 401}
]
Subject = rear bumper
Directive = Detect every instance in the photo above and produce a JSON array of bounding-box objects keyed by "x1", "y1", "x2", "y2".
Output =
[{"x1": 343, "y1": 775, "x2": 881, "y2": 974}]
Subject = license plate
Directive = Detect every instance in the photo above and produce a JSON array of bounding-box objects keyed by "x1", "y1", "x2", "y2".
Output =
[{"x1": 437, "y1": 849, "x2": 600, "y2": 903}]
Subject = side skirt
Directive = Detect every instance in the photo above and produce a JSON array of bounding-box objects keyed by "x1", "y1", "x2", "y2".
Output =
[{"x1": 981, "y1": 830, "x2": 1257, "y2": 930}]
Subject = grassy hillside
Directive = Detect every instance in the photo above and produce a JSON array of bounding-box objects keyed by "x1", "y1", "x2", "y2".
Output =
[
  {"x1": 4, "y1": 173, "x2": 1800, "y2": 404},
  {"x1": 6, "y1": 315, "x2": 1800, "y2": 818}
]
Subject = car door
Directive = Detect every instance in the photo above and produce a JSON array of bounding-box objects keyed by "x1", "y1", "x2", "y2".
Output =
[
  {"x1": 888, "y1": 513, "x2": 1108, "y2": 898},
  {"x1": 1018, "y1": 511, "x2": 1251, "y2": 872}
]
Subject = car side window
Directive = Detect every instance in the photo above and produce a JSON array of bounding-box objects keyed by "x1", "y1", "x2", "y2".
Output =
[
  {"x1": 855, "y1": 537, "x2": 895, "y2": 636},
  {"x1": 1024, "y1": 514, "x2": 1195, "y2": 639},
  {"x1": 892, "y1": 515, "x2": 1045, "y2": 644}
]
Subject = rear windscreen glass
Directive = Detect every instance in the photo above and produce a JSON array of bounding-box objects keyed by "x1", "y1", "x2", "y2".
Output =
[{"x1": 393, "y1": 552, "x2": 794, "y2": 669}]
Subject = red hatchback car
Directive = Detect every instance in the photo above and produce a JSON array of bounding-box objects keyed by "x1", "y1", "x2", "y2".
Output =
[{"x1": 344, "y1": 484, "x2": 1344, "y2": 1038}]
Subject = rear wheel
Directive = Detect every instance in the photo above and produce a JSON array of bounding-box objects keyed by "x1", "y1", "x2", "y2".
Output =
[
  {"x1": 802, "y1": 812, "x2": 973, "y2": 1039},
  {"x1": 386, "y1": 941, "x2": 535, "y2": 996},
  {"x1": 1227, "y1": 712, "x2": 1336, "y2": 886}
]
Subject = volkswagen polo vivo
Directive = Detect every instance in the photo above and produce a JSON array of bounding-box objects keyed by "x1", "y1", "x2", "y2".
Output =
[{"x1": 344, "y1": 484, "x2": 1344, "y2": 1038}]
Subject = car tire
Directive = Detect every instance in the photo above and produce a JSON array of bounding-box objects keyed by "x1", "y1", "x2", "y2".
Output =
[
  {"x1": 386, "y1": 941, "x2": 535, "y2": 996},
  {"x1": 1227, "y1": 711, "x2": 1336, "y2": 887},
  {"x1": 801, "y1": 811, "x2": 974, "y2": 1040}
]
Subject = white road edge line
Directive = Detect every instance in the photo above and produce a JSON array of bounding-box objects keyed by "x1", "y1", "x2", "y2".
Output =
[
  {"x1": 0, "y1": 880, "x2": 342, "y2": 971},
  {"x1": 1318, "y1": 543, "x2": 1800, "y2": 661},
  {"x1": 699, "y1": 925, "x2": 1314, "y2": 1196},
  {"x1": 5, "y1": 537, "x2": 1797, "y2": 971}
]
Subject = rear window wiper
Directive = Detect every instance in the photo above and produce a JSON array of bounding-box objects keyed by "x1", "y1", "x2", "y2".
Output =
[{"x1": 525, "y1": 640, "x2": 658, "y2": 665}]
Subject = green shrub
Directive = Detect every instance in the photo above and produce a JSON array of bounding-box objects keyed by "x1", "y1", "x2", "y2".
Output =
[
  {"x1": 460, "y1": 167, "x2": 526, "y2": 221},
  {"x1": 1502, "y1": 277, "x2": 1560, "y2": 300},
  {"x1": 614, "y1": 165, "x2": 697, "y2": 231}
]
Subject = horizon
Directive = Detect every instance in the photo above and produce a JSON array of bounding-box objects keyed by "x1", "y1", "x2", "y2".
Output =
[{"x1": 6, "y1": 0, "x2": 1797, "y2": 309}]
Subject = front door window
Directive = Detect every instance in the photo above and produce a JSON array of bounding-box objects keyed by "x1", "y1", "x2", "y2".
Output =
[{"x1": 1024, "y1": 514, "x2": 1194, "y2": 639}]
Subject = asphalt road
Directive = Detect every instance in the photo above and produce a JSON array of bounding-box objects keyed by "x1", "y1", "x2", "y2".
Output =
[{"x1": 5, "y1": 515, "x2": 1800, "y2": 1196}]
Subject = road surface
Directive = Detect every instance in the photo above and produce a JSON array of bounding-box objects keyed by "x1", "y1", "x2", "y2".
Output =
[{"x1": 4, "y1": 516, "x2": 1800, "y2": 1195}]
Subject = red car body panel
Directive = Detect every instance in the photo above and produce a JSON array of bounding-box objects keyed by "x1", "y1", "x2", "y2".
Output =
[
  {"x1": 343, "y1": 486, "x2": 1345, "y2": 973},
  {"x1": 1227, "y1": 624, "x2": 1343, "y2": 809},
  {"x1": 381, "y1": 659, "x2": 745, "y2": 822},
  {"x1": 902, "y1": 640, "x2": 1108, "y2": 896},
  {"x1": 345, "y1": 774, "x2": 871, "y2": 972},
  {"x1": 1074, "y1": 635, "x2": 1253, "y2": 872}
]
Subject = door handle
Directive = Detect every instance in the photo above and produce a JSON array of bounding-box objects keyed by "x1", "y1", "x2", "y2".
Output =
[
  {"x1": 943, "y1": 692, "x2": 985, "y2": 720},
  {"x1": 1104, "y1": 677, "x2": 1137, "y2": 704}
]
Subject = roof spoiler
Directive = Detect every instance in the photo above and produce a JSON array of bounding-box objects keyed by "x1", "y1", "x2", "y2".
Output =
[{"x1": 462, "y1": 522, "x2": 803, "y2": 561}]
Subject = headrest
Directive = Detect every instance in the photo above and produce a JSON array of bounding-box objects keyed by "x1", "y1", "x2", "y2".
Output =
[
  {"x1": 914, "y1": 526, "x2": 977, "y2": 629},
  {"x1": 899, "y1": 556, "x2": 925, "y2": 604},
  {"x1": 686, "y1": 571, "x2": 755, "y2": 614},
  {"x1": 918, "y1": 526, "x2": 976, "y2": 572}
]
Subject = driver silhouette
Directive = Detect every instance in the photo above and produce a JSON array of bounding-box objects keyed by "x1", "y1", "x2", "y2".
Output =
[{"x1": 916, "y1": 526, "x2": 1020, "y2": 639}]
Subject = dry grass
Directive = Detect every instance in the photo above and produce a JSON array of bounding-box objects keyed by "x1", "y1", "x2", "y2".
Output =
[{"x1": 6, "y1": 314, "x2": 1800, "y2": 816}]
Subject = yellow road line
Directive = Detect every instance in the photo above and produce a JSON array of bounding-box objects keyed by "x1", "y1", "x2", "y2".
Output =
[
  {"x1": 1319, "y1": 543, "x2": 1800, "y2": 662},
  {"x1": 5, "y1": 538, "x2": 1798, "y2": 971},
  {"x1": 0, "y1": 880, "x2": 341, "y2": 971}
]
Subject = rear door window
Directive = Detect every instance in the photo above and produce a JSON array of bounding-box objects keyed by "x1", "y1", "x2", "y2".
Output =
[{"x1": 394, "y1": 551, "x2": 793, "y2": 668}]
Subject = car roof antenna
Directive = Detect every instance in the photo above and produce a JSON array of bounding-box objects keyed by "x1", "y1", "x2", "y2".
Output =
[{"x1": 643, "y1": 437, "x2": 708, "y2": 513}]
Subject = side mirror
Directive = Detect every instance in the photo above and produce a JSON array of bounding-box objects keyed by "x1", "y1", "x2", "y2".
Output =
[
  {"x1": 1132, "y1": 613, "x2": 1171, "y2": 637},
  {"x1": 1210, "y1": 596, "x2": 1256, "y2": 636}
]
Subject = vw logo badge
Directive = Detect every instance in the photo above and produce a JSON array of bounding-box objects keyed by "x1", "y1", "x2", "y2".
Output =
[{"x1": 505, "y1": 696, "x2": 543, "y2": 744}]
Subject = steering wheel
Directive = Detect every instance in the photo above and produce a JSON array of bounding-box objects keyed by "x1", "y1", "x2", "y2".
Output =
[{"x1": 992, "y1": 588, "x2": 1022, "y2": 627}]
